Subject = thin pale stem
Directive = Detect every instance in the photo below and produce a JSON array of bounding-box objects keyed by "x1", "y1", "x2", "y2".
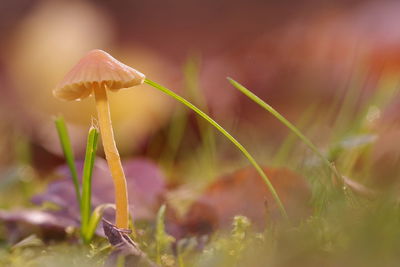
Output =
[
  {"x1": 144, "y1": 78, "x2": 288, "y2": 219},
  {"x1": 94, "y1": 84, "x2": 129, "y2": 229}
]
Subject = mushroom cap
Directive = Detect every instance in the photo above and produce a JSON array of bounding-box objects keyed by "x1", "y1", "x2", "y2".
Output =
[{"x1": 53, "y1": 49, "x2": 145, "y2": 101}]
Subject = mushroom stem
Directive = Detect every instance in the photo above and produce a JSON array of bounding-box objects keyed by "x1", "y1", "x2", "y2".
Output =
[{"x1": 94, "y1": 84, "x2": 129, "y2": 229}]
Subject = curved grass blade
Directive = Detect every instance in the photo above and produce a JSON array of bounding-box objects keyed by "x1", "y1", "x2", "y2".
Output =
[
  {"x1": 54, "y1": 116, "x2": 81, "y2": 205},
  {"x1": 227, "y1": 77, "x2": 341, "y2": 179},
  {"x1": 81, "y1": 125, "x2": 99, "y2": 242},
  {"x1": 144, "y1": 78, "x2": 288, "y2": 219},
  {"x1": 84, "y1": 203, "x2": 115, "y2": 243},
  {"x1": 155, "y1": 205, "x2": 174, "y2": 265}
]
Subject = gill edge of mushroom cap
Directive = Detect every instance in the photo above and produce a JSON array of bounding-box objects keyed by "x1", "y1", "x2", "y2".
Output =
[{"x1": 53, "y1": 49, "x2": 145, "y2": 101}]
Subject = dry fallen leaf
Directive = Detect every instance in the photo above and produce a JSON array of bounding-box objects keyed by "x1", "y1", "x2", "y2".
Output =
[
  {"x1": 102, "y1": 219, "x2": 158, "y2": 267},
  {"x1": 0, "y1": 209, "x2": 77, "y2": 243},
  {"x1": 0, "y1": 158, "x2": 167, "y2": 242},
  {"x1": 180, "y1": 166, "x2": 311, "y2": 236},
  {"x1": 33, "y1": 158, "x2": 167, "y2": 222}
]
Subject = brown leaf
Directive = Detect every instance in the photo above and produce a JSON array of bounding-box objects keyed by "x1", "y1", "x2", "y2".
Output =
[
  {"x1": 33, "y1": 158, "x2": 167, "y2": 223},
  {"x1": 0, "y1": 209, "x2": 77, "y2": 243},
  {"x1": 0, "y1": 158, "x2": 167, "y2": 242},
  {"x1": 102, "y1": 219, "x2": 158, "y2": 267},
  {"x1": 182, "y1": 166, "x2": 311, "y2": 235}
]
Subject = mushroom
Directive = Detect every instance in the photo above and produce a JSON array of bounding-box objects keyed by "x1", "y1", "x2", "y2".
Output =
[{"x1": 53, "y1": 49, "x2": 145, "y2": 229}]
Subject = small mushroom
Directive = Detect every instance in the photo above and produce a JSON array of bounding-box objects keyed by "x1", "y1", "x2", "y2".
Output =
[{"x1": 53, "y1": 49, "x2": 145, "y2": 229}]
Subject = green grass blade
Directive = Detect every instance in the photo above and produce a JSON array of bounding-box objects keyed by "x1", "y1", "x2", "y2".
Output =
[
  {"x1": 83, "y1": 203, "x2": 115, "y2": 243},
  {"x1": 227, "y1": 77, "x2": 340, "y2": 178},
  {"x1": 155, "y1": 204, "x2": 174, "y2": 265},
  {"x1": 54, "y1": 116, "x2": 81, "y2": 205},
  {"x1": 81, "y1": 125, "x2": 99, "y2": 242},
  {"x1": 144, "y1": 78, "x2": 288, "y2": 219}
]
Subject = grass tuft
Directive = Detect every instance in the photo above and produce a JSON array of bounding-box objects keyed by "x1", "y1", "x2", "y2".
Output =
[
  {"x1": 144, "y1": 78, "x2": 288, "y2": 219},
  {"x1": 227, "y1": 77, "x2": 341, "y2": 179},
  {"x1": 54, "y1": 117, "x2": 81, "y2": 207},
  {"x1": 81, "y1": 125, "x2": 99, "y2": 243}
]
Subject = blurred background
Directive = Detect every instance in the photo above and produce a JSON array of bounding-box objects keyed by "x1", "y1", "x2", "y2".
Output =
[
  {"x1": 3, "y1": 2, "x2": 400, "y2": 265},
  {"x1": 1, "y1": 0, "x2": 400, "y2": 190}
]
